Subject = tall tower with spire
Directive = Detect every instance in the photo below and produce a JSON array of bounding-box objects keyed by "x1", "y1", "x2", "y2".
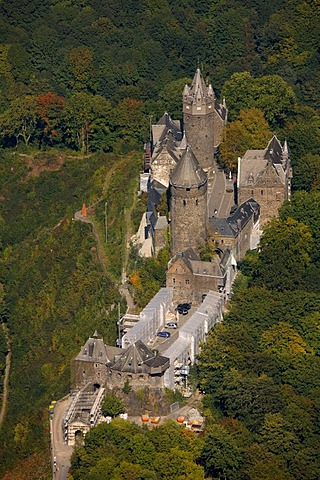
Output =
[
  {"x1": 170, "y1": 145, "x2": 207, "y2": 254},
  {"x1": 183, "y1": 68, "x2": 227, "y2": 170},
  {"x1": 183, "y1": 68, "x2": 214, "y2": 170}
]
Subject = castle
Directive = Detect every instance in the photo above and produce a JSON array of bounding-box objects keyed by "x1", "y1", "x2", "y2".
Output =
[{"x1": 70, "y1": 67, "x2": 293, "y2": 438}]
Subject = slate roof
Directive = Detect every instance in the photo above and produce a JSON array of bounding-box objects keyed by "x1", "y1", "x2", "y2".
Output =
[
  {"x1": 209, "y1": 199, "x2": 260, "y2": 237},
  {"x1": 75, "y1": 331, "x2": 110, "y2": 364},
  {"x1": 239, "y1": 135, "x2": 289, "y2": 187},
  {"x1": 170, "y1": 146, "x2": 207, "y2": 188},
  {"x1": 189, "y1": 257, "x2": 223, "y2": 277},
  {"x1": 110, "y1": 340, "x2": 169, "y2": 374},
  {"x1": 152, "y1": 112, "x2": 182, "y2": 145},
  {"x1": 188, "y1": 68, "x2": 211, "y2": 98}
]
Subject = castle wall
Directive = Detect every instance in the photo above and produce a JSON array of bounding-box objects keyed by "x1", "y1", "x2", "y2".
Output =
[
  {"x1": 72, "y1": 360, "x2": 109, "y2": 390},
  {"x1": 239, "y1": 185, "x2": 285, "y2": 226},
  {"x1": 213, "y1": 110, "x2": 225, "y2": 148},
  {"x1": 170, "y1": 183, "x2": 207, "y2": 254},
  {"x1": 151, "y1": 150, "x2": 176, "y2": 188},
  {"x1": 183, "y1": 113, "x2": 214, "y2": 170}
]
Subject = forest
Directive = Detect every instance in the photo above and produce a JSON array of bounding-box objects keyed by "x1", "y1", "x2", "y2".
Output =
[{"x1": 0, "y1": 0, "x2": 319, "y2": 478}]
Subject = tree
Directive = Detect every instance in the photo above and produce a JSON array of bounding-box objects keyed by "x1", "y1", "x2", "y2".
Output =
[
  {"x1": 37, "y1": 91, "x2": 64, "y2": 146},
  {"x1": 0, "y1": 95, "x2": 38, "y2": 146},
  {"x1": 158, "y1": 77, "x2": 191, "y2": 120},
  {"x1": 63, "y1": 93, "x2": 112, "y2": 153},
  {"x1": 255, "y1": 217, "x2": 313, "y2": 291},
  {"x1": 68, "y1": 46, "x2": 97, "y2": 93},
  {"x1": 221, "y1": 72, "x2": 296, "y2": 127},
  {"x1": 280, "y1": 191, "x2": 320, "y2": 263},
  {"x1": 101, "y1": 393, "x2": 125, "y2": 418},
  {"x1": 220, "y1": 108, "x2": 272, "y2": 170},
  {"x1": 201, "y1": 423, "x2": 242, "y2": 480}
]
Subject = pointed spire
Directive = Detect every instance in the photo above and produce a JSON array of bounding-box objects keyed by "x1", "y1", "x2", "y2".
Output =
[
  {"x1": 92, "y1": 330, "x2": 99, "y2": 339},
  {"x1": 207, "y1": 84, "x2": 214, "y2": 97},
  {"x1": 283, "y1": 139, "x2": 289, "y2": 156},
  {"x1": 189, "y1": 68, "x2": 208, "y2": 97},
  {"x1": 179, "y1": 132, "x2": 187, "y2": 150},
  {"x1": 183, "y1": 84, "x2": 189, "y2": 97},
  {"x1": 170, "y1": 145, "x2": 207, "y2": 188}
]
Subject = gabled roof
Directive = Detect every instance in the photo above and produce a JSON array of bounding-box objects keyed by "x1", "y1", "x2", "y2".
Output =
[
  {"x1": 152, "y1": 112, "x2": 182, "y2": 145},
  {"x1": 170, "y1": 146, "x2": 207, "y2": 188},
  {"x1": 111, "y1": 340, "x2": 155, "y2": 373},
  {"x1": 110, "y1": 340, "x2": 169, "y2": 375},
  {"x1": 209, "y1": 198, "x2": 260, "y2": 237},
  {"x1": 239, "y1": 135, "x2": 289, "y2": 187},
  {"x1": 264, "y1": 134, "x2": 283, "y2": 164},
  {"x1": 75, "y1": 332, "x2": 110, "y2": 364}
]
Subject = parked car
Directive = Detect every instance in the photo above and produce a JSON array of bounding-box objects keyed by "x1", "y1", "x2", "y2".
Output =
[
  {"x1": 165, "y1": 322, "x2": 177, "y2": 329},
  {"x1": 176, "y1": 302, "x2": 192, "y2": 315},
  {"x1": 157, "y1": 331, "x2": 171, "y2": 338}
]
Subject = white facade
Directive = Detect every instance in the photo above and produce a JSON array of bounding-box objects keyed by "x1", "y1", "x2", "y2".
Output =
[
  {"x1": 163, "y1": 291, "x2": 223, "y2": 389},
  {"x1": 121, "y1": 288, "x2": 173, "y2": 348}
]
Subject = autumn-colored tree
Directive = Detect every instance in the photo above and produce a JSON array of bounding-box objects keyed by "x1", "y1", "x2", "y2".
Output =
[
  {"x1": 68, "y1": 46, "x2": 96, "y2": 92},
  {"x1": 219, "y1": 108, "x2": 272, "y2": 170},
  {"x1": 37, "y1": 92, "x2": 64, "y2": 145}
]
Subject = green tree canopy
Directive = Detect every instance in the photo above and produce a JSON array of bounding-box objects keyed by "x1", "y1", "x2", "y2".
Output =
[
  {"x1": 220, "y1": 107, "x2": 272, "y2": 170},
  {"x1": 101, "y1": 393, "x2": 125, "y2": 418},
  {"x1": 222, "y1": 71, "x2": 296, "y2": 127}
]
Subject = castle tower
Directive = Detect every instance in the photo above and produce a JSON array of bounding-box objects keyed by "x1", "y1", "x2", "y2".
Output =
[
  {"x1": 170, "y1": 146, "x2": 207, "y2": 254},
  {"x1": 183, "y1": 68, "x2": 215, "y2": 170}
]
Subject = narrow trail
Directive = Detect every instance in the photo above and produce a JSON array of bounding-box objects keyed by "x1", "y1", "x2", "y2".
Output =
[
  {"x1": 75, "y1": 155, "x2": 137, "y2": 313},
  {"x1": 0, "y1": 322, "x2": 12, "y2": 429}
]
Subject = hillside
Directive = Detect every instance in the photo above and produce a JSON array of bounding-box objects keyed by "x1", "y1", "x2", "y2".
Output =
[
  {"x1": 0, "y1": 0, "x2": 319, "y2": 478},
  {"x1": 0, "y1": 150, "x2": 141, "y2": 477}
]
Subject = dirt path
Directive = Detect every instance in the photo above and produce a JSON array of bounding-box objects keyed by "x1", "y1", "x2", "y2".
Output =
[
  {"x1": 75, "y1": 156, "x2": 136, "y2": 312},
  {"x1": 0, "y1": 322, "x2": 12, "y2": 428}
]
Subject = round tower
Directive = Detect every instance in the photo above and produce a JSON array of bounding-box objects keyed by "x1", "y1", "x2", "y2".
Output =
[
  {"x1": 183, "y1": 68, "x2": 215, "y2": 170},
  {"x1": 170, "y1": 146, "x2": 207, "y2": 254}
]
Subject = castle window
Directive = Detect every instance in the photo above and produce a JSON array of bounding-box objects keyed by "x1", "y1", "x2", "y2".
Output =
[
  {"x1": 173, "y1": 278, "x2": 175, "y2": 284},
  {"x1": 196, "y1": 199, "x2": 198, "y2": 206},
  {"x1": 251, "y1": 190, "x2": 254, "y2": 195},
  {"x1": 183, "y1": 200, "x2": 186, "y2": 206},
  {"x1": 261, "y1": 190, "x2": 264, "y2": 195},
  {"x1": 139, "y1": 375, "x2": 145, "y2": 380},
  {"x1": 186, "y1": 279, "x2": 190, "y2": 285},
  {"x1": 186, "y1": 188, "x2": 190, "y2": 191}
]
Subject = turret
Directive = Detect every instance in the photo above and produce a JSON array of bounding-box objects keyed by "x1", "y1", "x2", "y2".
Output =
[
  {"x1": 182, "y1": 68, "x2": 215, "y2": 170},
  {"x1": 170, "y1": 146, "x2": 207, "y2": 254}
]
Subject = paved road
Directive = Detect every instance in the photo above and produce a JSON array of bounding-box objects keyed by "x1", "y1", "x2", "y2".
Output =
[
  {"x1": 51, "y1": 395, "x2": 73, "y2": 480},
  {"x1": 207, "y1": 165, "x2": 235, "y2": 218}
]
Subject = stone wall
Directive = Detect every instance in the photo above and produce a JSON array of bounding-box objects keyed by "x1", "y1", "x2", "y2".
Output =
[
  {"x1": 170, "y1": 183, "x2": 207, "y2": 254},
  {"x1": 72, "y1": 360, "x2": 109, "y2": 390},
  {"x1": 183, "y1": 113, "x2": 214, "y2": 170},
  {"x1": 239, "y1": 185, "x2": 285, "y2": 226},
  {"x1": 213, "y1": 110, "x2": 225, "y2": 148},
  {"x1": 151, "y1": 150, "x2": 177, "y2": 188}
]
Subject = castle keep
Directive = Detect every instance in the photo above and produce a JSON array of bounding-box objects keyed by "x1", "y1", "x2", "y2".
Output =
[
  {"x1": 183, "y1": 68, "x2": 227, "y2": 170},
  {"x1": 170, "y1": 146, "x2": 208, "y2": 254}
]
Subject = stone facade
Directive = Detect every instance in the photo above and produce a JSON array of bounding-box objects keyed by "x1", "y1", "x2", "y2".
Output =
[
  {"x1": 238, "y1": 135, "x2": 292, "y2": 226},
  {"x1": 166, "y1": 250, "x2": 226, "y2": 304},
  {"x1": 209, "y1": 199, "x2": 261, "y2": 261},
  {"x1": 183, "y1": 68, "x2": 227, "y2": 170},
  {"x1": 170, "y1": 146, "x2": 208, "y2": 254},
  {"x1": 73, "y1": 334, "x2": 170, "y2": 392}
]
